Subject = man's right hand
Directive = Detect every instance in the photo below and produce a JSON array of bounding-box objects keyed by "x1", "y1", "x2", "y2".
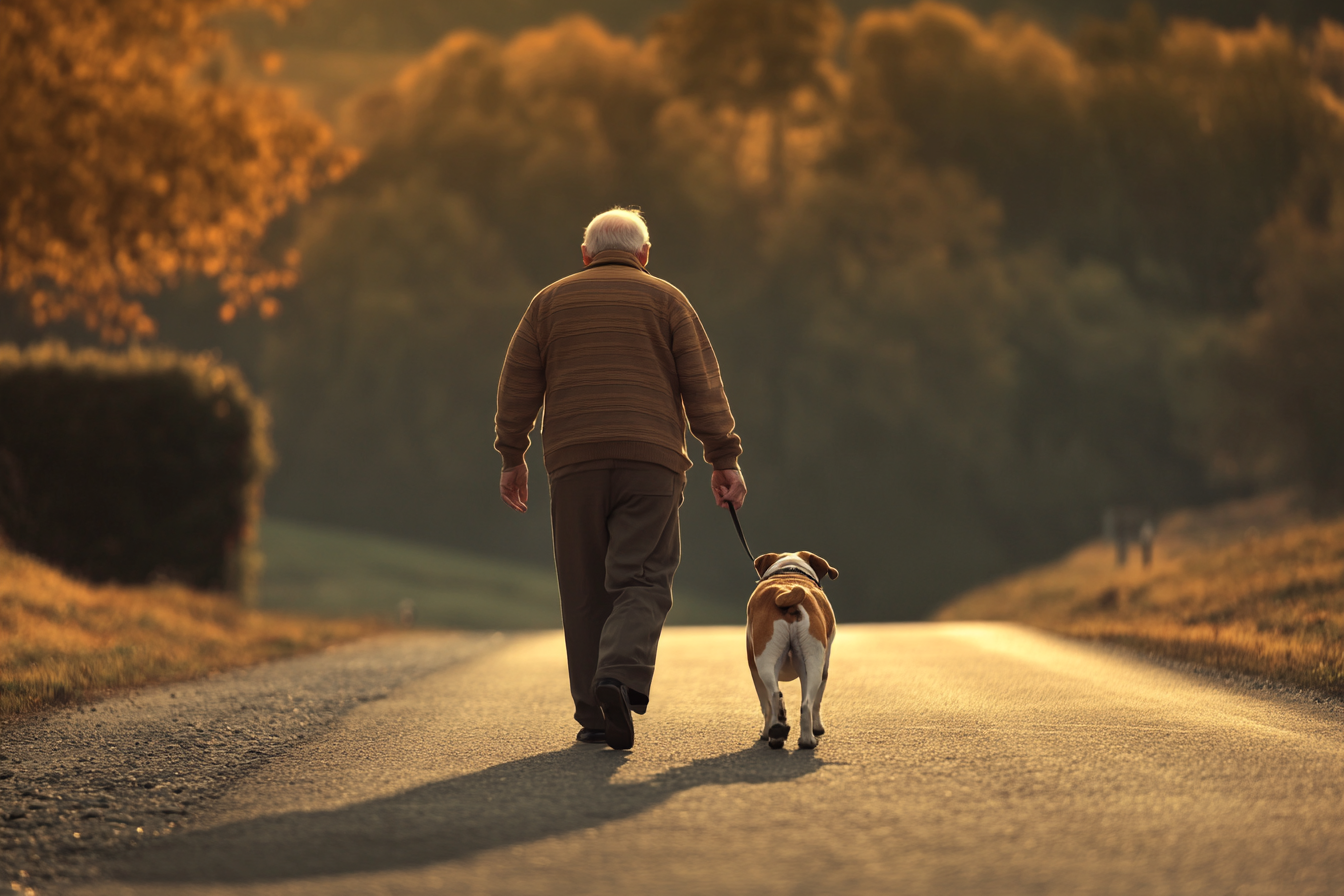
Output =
[
  {"x1": 500, "y1": 463, "x2": 528, "y2": 513},
  {"x1": 712, "y1": 468, "x2": 746, "y2": 510}
]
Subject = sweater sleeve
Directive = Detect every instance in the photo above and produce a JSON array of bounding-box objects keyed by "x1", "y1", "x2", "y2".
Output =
[
  {"x1": 670, "y1": 298, "x2": 743, "y2": 470},
  {"x1": 494, "y1": 302, "x2": 546, "y2": 470}
]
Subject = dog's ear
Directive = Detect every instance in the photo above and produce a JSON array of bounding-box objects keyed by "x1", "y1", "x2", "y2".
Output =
[
  {"x1": 753, "y1": 553, "x2": 781, "y2": 577},
  {"x1": 798, "y1": 551, "x2": 839, "y2": 580}
]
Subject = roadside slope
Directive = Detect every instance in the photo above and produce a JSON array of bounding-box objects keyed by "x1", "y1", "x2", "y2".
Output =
[
  {"x1": 0, "y1": 545, "x2": 380, "y2": 716},
  {"x1": 0, "y1": 542, "x2": 381, "y2": 720},
  {"x1": 938, "y1": 494, "x2": 1344, "y2": 694}
]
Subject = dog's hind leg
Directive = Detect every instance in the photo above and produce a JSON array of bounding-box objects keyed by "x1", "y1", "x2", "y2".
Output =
[
  {"x1": 747, "y1": 630, "x2": 771, "y2": 739},
  {"x1": 812, "y1": 640, "x2": 832, "y2": 737},
  {"x1": 794, "y1": 629, "x2": 828, "y2": 749},
  {"x1": 754, "y1": 622, "x2": 791, "y2": 748}
]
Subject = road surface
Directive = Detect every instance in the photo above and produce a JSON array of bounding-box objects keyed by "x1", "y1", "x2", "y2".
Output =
[{"x1": 67, "y1": 623, "x2": 1344, "y2": 895}]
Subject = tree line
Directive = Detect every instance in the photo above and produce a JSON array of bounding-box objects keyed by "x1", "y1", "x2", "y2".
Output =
[{"x1": 5, "y1": 0, "x2": 1343, "y2": 618}]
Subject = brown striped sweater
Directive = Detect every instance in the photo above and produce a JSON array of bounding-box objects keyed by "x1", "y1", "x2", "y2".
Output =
[{"x1": 494, "y1": 248, "x2": 742, "y2": 474}]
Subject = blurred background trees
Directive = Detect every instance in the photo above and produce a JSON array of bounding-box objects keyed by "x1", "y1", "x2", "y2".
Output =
[{"x1": 4, "y1": 0, "x2": 1342, "y2": 619}]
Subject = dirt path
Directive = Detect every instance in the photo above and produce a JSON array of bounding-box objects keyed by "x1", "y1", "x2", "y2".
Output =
[{"x1": 32, "y1": 622, "x2": 1344, "y2": 895}]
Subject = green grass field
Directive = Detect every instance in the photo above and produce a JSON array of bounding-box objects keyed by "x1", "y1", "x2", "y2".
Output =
[{"x1": 257, "y1": 519, "x2": 735, "y2": 630}]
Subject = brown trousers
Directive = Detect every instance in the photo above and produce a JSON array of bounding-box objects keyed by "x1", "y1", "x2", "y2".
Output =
[{"x1": 547, "y1": 459, "x2": 685, "y2": 729}]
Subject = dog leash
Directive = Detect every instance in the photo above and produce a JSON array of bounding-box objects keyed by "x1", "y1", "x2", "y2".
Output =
[{"x1": 727, "y1": 504, "x2": 761, "y2": 581}]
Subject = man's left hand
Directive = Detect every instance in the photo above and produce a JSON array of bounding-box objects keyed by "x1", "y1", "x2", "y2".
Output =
[{"x1": 501, "y1": 463, "x2": 529, "y2": 513}]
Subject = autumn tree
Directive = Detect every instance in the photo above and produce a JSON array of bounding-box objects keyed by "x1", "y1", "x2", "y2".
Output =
[
  {"x1": 0, "y1": 0, "x2": 354, "y2": 341},
  {"x1": 653, "y1": 0, "x2": 842, "y2": 202},
  {"x1": 1229, "y1": 174, "x2": 1344, "y2": 502}
]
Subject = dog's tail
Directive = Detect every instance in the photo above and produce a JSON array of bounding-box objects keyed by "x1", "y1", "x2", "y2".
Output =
[{"x1": 775, "y1": 586, "x2": 807, "y2": 609}]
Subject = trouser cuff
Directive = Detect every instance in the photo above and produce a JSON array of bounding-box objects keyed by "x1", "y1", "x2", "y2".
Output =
[{"x1": 594, "y1": 665, "x2": 653, "y2": 706}]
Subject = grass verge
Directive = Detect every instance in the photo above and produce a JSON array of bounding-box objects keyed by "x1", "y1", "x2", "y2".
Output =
[
  {"x1": 0, "y1": 545, "x2": 381, "y2": 717},
  {"x1": 257, "y1": 519, "x2": 562, "y2": 629},
  {"x1": 257, "y1": 518, "x2": 735, "y2": 628},
  {"x1": 937, "y1": 493, "x2": 1344, "y2": 696}
]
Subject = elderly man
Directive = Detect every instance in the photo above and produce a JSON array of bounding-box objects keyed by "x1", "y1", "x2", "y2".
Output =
[{"x1": 495, "y1": 207, "x2": 746, "y2": 750}]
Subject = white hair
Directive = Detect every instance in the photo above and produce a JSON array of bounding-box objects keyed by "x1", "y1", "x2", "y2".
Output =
[{"x1": 582, "y1": 208, "x2": 650, "y2": 254}]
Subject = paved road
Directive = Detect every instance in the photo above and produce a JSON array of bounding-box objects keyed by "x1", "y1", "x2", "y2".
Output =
[{"x1": 69, "y1": 623, "x2": 1344, "y2": 895}]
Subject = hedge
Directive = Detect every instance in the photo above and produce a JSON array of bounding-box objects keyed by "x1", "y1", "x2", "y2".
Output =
[{"x1": 0, "y1": 342, "x2": 273, "y2": 601}]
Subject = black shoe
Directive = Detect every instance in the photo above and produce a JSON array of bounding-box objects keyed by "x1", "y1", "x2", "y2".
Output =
[
  {"x1": 575, "y1": 727, "x2": 606, "y2": 745},
  {"x1": 595, "y1": 678, "x2": 634, "y2": 750}
]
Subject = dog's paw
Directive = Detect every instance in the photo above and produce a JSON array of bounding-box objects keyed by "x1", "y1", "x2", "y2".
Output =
[
  {"x1": 768, "y1": 738, "x2": 786, "y2": 750},
  {"x1": 812, "y1": 724, "x2": 825, "y2": 736},
  {"x1": 767, "y1": 721, "x2": 789, "y2": 750},
  {"x1": 798, "y1": 733, "x2": 818, "y2": 749}
]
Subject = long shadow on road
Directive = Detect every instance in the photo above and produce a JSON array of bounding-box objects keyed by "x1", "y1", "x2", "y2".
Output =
[{"x1": 112, "y1": 743, "x2": 822, "y2": 884}]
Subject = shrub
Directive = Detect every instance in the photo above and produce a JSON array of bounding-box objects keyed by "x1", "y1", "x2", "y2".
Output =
[{"x1": 0, "y1": 343, "x2": 272, "y2": 600}]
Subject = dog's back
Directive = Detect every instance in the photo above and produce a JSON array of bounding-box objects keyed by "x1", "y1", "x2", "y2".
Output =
[{"x1": 747, "y1": 580, "x2": 834, "y2": 681}]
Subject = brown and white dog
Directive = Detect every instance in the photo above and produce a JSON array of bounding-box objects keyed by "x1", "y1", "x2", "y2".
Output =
[{"x1": 746, "y1": 551, "x2": 838, "y2": 750}]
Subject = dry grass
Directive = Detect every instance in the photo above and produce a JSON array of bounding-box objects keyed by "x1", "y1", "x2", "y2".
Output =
[
  {"x1": 0, "y1": 545, "x2": 383, "y2": 717},
  {"x1": 938, "y1": 493, "x2": 1344, "y2": 695}
]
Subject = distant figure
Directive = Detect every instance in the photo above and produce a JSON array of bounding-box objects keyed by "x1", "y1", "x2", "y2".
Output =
[
  {"x1": 1103, "y1": 507, "x2": 1121, "y2": 565},
  {"x1": 494, "y1": 207, "x2": 746, "y2": 750},
  {"x1": 398, "y1": 598, "x2": 416, "y2": 627},
  {"x1": 1139, "y1": 520, "x2": 1155, "y2": 568},
  {"x1": 1113, "y1": 508, "x2": 1129, "y2": 567},
  {"x1": 1106, "y1": 505, "x2": 1155, "y2": 568}
]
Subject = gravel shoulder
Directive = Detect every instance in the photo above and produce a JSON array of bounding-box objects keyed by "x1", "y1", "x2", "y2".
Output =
[{"x1": 0, "y1": 631, "x2": 506, "y2": 892}]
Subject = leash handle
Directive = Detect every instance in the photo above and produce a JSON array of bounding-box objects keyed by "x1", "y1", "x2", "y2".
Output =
[{"x1": 728, "y1": 503, "x2": 760, "y2": 580}]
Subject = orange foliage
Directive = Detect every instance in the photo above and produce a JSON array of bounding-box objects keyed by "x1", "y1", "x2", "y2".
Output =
[{"x1": 0, "y1": 0, "x2": 357, "y2": 341}]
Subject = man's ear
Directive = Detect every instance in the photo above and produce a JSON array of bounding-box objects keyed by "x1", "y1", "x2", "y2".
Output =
[
  {"x1": 753, "y1": 553, "x2": 781, "y2": 577},
  {"x1": 798, "y1": 551, "x2": 839, "y2": 580}
]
